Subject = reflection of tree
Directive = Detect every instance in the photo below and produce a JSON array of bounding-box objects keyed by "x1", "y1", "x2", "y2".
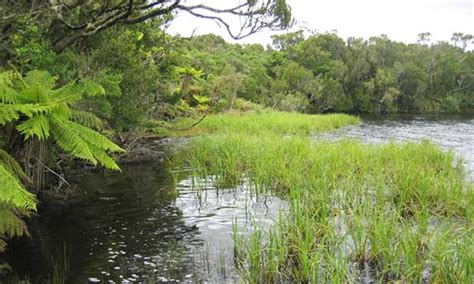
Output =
[{"x1": 3, "y1": 164, "x2": 201, "y2": 282}]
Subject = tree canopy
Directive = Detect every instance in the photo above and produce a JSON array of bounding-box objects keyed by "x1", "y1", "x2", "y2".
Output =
[{"x1": 1, "y1": 0, "x2": 293, "y2": 52}]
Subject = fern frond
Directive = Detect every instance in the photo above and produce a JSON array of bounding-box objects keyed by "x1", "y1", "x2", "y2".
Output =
[
  {"x1": 23, "y1": 70, "x2": 56, "y2": 90},
  {"x1": 0, "y1": 150, "x2": 32, "y2": 184},
  {"x1": 0, "y1": 103, "x2": 57, "y2": 125},
  {"x1": 71, "y1": 110, "x2": 103, "y2": 130},
  {"x1": 0, "y1": 204, "x2": 29, "y2": 238},
  {"x1": 69, "y1": 122, "x2": 124, "y2": 153},
  {"x1": 0, "y1": 105, "x2": 20, "y2": 125},
  {"x1": 81, "y1": 78, "x2": 106, "y2": 97},
  {"x1": 50, "y1": 119, "x2": 97, "y2": 165},
  {"x1": 0, "y1": 71, "x2": 20, "y2": 104},
  {"x1": 50, "y1": 120, "x2": 123, "y2": 170},
  {"x1": 0, "y1": 71, "x2": 19, "y2": 104},
  {"x1": 19, "y1": 84, "x2": 49, "y2": 103},
  {"x1": 16, "y1": 114, "x2": 50, "y2": 140},
  {"x1": 0, "y1": 164, "x2": 36, "y2": 211},
  {"x1": 89, "y1": 144, "x2": 121, "y2": 171},
  {"x1": 51, "y1": 81, "x2": 80, "y2": 98},
  {"x1": 0, "y1": 85, "x2": 18, "y2": 104}
]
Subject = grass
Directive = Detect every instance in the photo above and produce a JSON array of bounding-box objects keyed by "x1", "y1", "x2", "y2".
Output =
[
  {"x1": 154, "y1": 109, "x2": 359, "y2": 137},
  {"x1": 172, "y1": 110, "x2": 474, "y2": 283}
]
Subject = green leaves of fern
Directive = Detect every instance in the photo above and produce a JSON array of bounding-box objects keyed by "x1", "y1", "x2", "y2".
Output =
[
  {"x1": 0, "y1": 150, "x2": 36, "y2": 252},
  {"x1": 0, "y1": 164, "x2": 36, "y2": 211},
  {"x1": 51, "y1": 119, "x2": 124, "y2": 171},
  {"x1": 0, "y1": 69, "x2": 124, "y2": 253},
  {"x1": 0, "y1": 69, "x2": 125, "y2": 258},
  {"x1": 0, "y1": 70, "x2": 124, "y2": 170}
]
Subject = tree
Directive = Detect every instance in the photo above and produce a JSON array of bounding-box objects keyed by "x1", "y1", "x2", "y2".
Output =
[
  {"x1": 1, "y1": 0, "x2": 293, "y2": 52},
  {"x1": 271, "y1": 30, "x2": 305, "y2": 51},
  {"x1": 451, "y1": 32, "x2": 473, "y2": 50},
  {"x1": 417, "y1": 32, "x2": 432, "y2": 45}
]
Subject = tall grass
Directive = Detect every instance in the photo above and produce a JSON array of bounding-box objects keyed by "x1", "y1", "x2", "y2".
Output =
[
  {"x1": 163, "y1": 110, "x2": 359, "y2": 137},
  {"x1": 172, "y1": 111, "x2": 473, "y2": 283}
]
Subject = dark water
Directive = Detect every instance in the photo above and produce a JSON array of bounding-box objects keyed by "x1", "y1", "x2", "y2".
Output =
[
  {"x1": 3, "y1": 163, "x2": 286, "y2": 283},
  {"x1": 3, "y1": 115, "x2": 473, "y2": 283}
]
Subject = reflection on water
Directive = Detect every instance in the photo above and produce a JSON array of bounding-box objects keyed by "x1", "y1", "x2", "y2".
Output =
[
  {"x1": 316, "y1": 115, "x2": 474, "y2": 180},
  {"x1": 3, "y1": 163, "x2": 286, "y2": 283}
]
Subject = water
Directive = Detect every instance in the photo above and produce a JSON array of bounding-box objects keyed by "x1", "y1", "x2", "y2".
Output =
[
  {"x1": 3, "y1": 163, "x2": 286, "y2": 283},
  {"x1": 2, "y1": 115, "x2": 473, "y2": 283},
  {"x1": 317, "y1": 115, "x2": 474, "y2": 180}
]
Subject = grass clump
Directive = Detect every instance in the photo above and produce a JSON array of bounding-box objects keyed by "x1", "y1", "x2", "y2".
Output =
[
  {"x1": 172, "y1": 111, "x2": 473, "y2": 283},
  {"x1": 158, "y1": 110, "x2": 359, "y2": 137}
]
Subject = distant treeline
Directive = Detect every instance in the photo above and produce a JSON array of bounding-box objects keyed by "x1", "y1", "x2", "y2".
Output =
[{"x1": 182, "y1": 31, "x2": 474, "y2": 115}]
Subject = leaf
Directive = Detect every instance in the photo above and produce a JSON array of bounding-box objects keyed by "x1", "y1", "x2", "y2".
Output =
[
  {"x1": 51, "y1": 119, "x2": 97, "y2": 165},
  {"x1": 24, "y1": 70, "x2": 56, "y2": 90},
  {"x1": 16, "y1": 114, "x2": 51, "y2": 140},
  {"x1": 0, "y1": 164, "x2": 36, "y2": 211},
  {"x1": 89, "y1": 144, "x2": 121, "y2": 171},
  {"x1": 0, "y1": 205, "x2": 29, "y2": 238},
  {"x1": 193, "y1": 95, "x2": 211, "y2": 104},
  {"x1": 0, "y1": 150, "x2": 31, "y2": 185},
  {"x1": 0, "y1": 85, "x2": 18, "y2": 104},
  {"x1": 71, "y1": 110, "x2": 103, "y2": 130},
  {"x1": 81, "y1": 78, "x2": 106, "y2": 97},
  {"x1": 51, "y1": 120, "x2": 124, "y2": 170}
]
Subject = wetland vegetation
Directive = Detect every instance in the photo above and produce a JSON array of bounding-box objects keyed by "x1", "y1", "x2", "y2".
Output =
[
  {"x1": 175, "y1": 112, "x2": 473, "y2": 283},
  {"x1": 1, "y1": 0, "x2": 473, "y2": 282}
]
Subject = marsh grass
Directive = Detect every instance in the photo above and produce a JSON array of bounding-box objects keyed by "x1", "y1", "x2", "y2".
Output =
[
  {"x1": 172, "y1": 111, "x2": 473, "y2": 283},
  {"x1": 159, "y1": 110, "x2": 359, "y2": 137}
]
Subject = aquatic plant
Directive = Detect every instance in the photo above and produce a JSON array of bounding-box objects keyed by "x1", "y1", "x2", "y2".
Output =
[{"x1": 174, "y1": 112, "x2": 473, "y2": 282}]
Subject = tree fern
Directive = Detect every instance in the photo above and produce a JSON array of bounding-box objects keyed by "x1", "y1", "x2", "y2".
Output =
[
  {"x1": 0, "y1": 151, "x2": 36, "y2": 254},
  {"x1": 0, "y1": 70, "x2": 124, "y2": 254},
  {"x1": 0, "y1": 205, "x2": 29, "y2": 252},
  {"x1": 16, "y1": 114, "x2": 51, "y2": 140},
  {"x1": 0, "y1": 70, "x2": 124, "y2": 169},
  {"x1": 70, "y1": 110, "x2": 103, "y2": 130},
  {"x1": 0, "y1": 149, "x2": 32, "y2": 185},
  {"x1": 0, "y1": 161, "x2": 36, "y2": 212}
]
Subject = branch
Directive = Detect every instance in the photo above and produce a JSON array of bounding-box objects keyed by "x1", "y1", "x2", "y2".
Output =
[{"x1": 122, "y1": 1, "x2": 180, "y2": 24}]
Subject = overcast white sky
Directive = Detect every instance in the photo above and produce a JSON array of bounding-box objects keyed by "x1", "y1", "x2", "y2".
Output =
[{"x1": 167, "y1": 0, "x2": 473, "y2": 46}]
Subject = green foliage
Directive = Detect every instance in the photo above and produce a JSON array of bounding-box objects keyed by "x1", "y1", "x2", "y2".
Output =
[
  {"x1": 0, "y1": 150, "x2": 36, "y2": 253},
  {"x1": 0, "y1": 70, "x2": 124, "y2": 170},
  {"x1": 0, "y1": 69, "x2": 123, "y2": 256},
  {"x1": 169, "y1": 110, "x2": 359, "y2": 137}
]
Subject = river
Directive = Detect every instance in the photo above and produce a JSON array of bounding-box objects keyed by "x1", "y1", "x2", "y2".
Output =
[{"x1": 2, "y1": 115, "x2": 473, "y2": 283}]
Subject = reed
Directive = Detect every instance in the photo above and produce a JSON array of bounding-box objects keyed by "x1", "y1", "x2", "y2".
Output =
[
  {"x1": 162, "y1": 110, "x2": 359, "y2": 137},
  {"x1": 173, "y1": 111, "x2": 473, "y2": 282}
]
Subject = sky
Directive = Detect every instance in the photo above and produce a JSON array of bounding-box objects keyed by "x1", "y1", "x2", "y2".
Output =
[{"x1": 167, "y1": 0, "x2": 474, "y2": 46}]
